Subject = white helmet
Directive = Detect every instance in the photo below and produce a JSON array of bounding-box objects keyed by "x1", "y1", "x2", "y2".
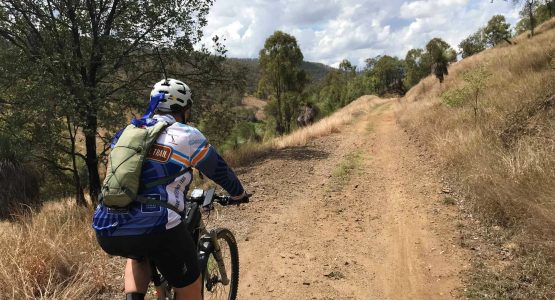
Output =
[{"x1": 150, "y1": 78, "x2": 193, "y2": 112}]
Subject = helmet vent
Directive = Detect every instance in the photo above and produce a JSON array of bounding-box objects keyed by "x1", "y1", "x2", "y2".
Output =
[{"x1": 151, "y1": 78, "x2": 192, "y2": 111}]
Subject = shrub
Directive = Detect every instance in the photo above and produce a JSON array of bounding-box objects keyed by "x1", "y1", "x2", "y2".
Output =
[{"x1": 0, "y1": 135, "x2": 41, "y2": 219}]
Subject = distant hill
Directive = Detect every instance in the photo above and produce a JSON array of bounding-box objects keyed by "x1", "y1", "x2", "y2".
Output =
[
  {"x1": 300, "y1": 61, "x2": 336, "y2": 82},
  {"x1": 227, "y1": 58, "x2": 335, "y2": 94}
]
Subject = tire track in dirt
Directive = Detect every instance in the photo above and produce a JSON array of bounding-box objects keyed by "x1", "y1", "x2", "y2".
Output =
[{"x1": 211, "y1": 98, "x2": 467, "y2": 299}]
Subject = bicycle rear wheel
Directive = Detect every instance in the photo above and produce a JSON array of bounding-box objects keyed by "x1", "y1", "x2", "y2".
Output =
[{"x1": 202, "y1": 228, "x2": 239, "y2": 300}]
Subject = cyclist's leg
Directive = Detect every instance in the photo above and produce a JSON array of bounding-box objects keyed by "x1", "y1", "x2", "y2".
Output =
[
  {"x1": 124, "y1": 258, "x2": 152, "y2": 295},
  {"x1": 152, "y1": 222, "x2": 201, "y2": 298},
  {"x1": 96, "y1": 234, "x2": 153, "y2": 299},
  {"x1": 173, "y1": 276, "x2": 202, "y2": 300}
]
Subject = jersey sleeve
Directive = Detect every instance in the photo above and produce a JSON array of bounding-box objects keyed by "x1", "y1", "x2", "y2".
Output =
[{"x1": 186, "y1": 129, "x2": 245, "y2": 197}]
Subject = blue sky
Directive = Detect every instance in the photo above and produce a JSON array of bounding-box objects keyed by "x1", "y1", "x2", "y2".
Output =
[{"x1": 201, "y1": 0, "x2": 519, "y2": 68}]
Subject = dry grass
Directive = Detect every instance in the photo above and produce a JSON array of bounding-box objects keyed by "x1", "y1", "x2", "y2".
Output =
[
  {"x1": 0, "y1": 201, "x2": 121, "y2": 299},
  {"x1": 222, "y1": 141, "x2": 274, "y2": 167},
  {"x1": 398, "y1": 17, "x2": 555, "y2": 299},
  {"x1": 274, "y1": 95, "x2": 384, "y2": 148},
  {"x1": 223, "y1": 95, "x2": 386, "y2": 166}
]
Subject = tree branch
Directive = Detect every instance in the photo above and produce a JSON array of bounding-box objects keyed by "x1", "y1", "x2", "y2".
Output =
[
  {"x1": 6, "y1": 0, "x2": 46, "y2": 48},
  {"x1": 98, "y1": 19, "x2": 166, "y2": 82},
  {"x1": 100, "y1": 70, "x2": 157, "y2": 98},
  {"x1": 66, "y1": 0, "x2": 88, "y2": 85},
  {"x1": 34, "y1": 154, "x2": 75, "y2": 173}
]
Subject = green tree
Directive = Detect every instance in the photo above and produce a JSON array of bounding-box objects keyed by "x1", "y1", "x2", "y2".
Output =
[
  {"x1": 515, "y1": 1, "x2": 553, "y2": 34},
  {"x1": 366, "y1": 55, "x2": 405, "y2": 95},
  {"x1": 548, "y1": 0, "x2": 555, "y2": 17},
  {"x1": 0, "y1": 0, "x2": 221, "y2": 203},
  {"x1": 339, "y1": 59, "x2": 357, "y2": 75},
  {"x1": 318, "y1": 70, "x2": 346, "y2": 113},
  {"x1": 404, "y1": 48, "x2": 431, "y2": 88},
  {"x1": 459, "y1": 30, "x2": 487, "y2": 58},
  {"x1": 0, "y1": 40, "x2": 88, "y2": 203},
  {"x1": 483, "y1": 15, "x2": 512, "y2": 47},
  {"x1": 258, "y1": 31, "x2": 304, "y2": 134},
  {"x1": 512, "y1": 0, "x2": 539, "y2": 36}
]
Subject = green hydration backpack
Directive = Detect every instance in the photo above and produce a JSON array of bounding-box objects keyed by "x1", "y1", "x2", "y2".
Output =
[{"x1": 100, "y1": 121, "x2": 188, "y2": 213}]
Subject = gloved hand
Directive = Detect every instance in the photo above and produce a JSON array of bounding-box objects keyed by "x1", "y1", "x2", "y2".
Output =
[{"x1": 230, "y1": 191, "x2": 252, "y2": 205}]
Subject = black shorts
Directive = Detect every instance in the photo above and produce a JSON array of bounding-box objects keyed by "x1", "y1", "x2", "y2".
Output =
[{"x1": 96, "y1": 222, "x2": 200, "y2": 288}]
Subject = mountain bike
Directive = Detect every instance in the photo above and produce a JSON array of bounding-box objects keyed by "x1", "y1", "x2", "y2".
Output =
[{"x1": 151, "y1": 187, "x2": 249, "y2": 300}]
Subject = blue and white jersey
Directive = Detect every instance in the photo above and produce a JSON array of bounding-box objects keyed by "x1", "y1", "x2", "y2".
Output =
[{"x1": 93, "y1": 115, "x2": 245, "y2": 236}]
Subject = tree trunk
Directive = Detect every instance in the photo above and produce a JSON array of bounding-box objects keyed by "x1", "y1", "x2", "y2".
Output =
[
  {"x1": 275, "y1": 98, "x2": 285, "y2": 134},
  {"x1": 73, "y1": 171, "x2": 86, "y2": 206},
  {"x1": 66, "y1": 116, "x2": 86, "y2": 206},
  {"x1": 528, "y1": 1, "x2": 536, "y2": 37},
  {"x1": 275, "y1": 84, "x2": 285, "y2": 135},
  {"x1": 85, "y1": 111, "x2": 101, "y2": 203},
  {"x1": 284, "y1": 110, "x2": 291, "y2": 133}
]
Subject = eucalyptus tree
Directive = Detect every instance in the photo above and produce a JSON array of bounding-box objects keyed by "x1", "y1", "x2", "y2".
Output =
[
  {"x1": 258, "y1": 31, "x2": 305, "y2": 134},
  {"x1": 0, "y1": 0, "x2": 222, "y2": 203},
  {"x1": 519, "y1": 0, "x2": 539, "y2": 36},
  {"x1": 339, "y1": 59, "x2": 357, "y2": 75},
  {"x1": 483, "y1": 15, "x2": 512, "y2": 46},
  {"x1": 404, "y1": 48, "x2": 431, "y2": 88},
  {"x1": 459, "y1": 30, "x2": 487, "y2": 58},
  {"x1": 366, "y1": 55, "x2": 405, "y2": 95}
]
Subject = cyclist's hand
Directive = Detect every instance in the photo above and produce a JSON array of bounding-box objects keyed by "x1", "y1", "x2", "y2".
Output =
[{"x1": 230, "y1": 191, "x2": 252, "y2": 205}]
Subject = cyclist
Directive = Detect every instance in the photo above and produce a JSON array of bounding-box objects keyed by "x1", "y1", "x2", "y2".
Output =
[{"x1": 92, "y1": 78, "x2": 249, "y2": 300}]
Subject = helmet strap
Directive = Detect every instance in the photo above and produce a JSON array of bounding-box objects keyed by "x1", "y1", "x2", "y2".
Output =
[{"x1": 180, "y1": 109, "x2": 186, "y2": 123}]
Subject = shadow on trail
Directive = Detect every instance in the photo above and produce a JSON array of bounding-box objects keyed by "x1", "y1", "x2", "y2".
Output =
[
  {"x1": 234, "y1": 146, "x2": 330, "y2": 174},
  {"x1": 270, "y1": 146, "x2": 330, "y2": 161}
]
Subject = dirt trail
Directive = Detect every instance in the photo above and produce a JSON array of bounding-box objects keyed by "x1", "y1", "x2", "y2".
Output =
[{"x1": 212, "y1": 98, "x2": 467, "y2": 299}]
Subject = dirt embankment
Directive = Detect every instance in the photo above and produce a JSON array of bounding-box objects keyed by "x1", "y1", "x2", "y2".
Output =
[{"x1": 212, "y1": 98, "x2": 468, "y2": 299}]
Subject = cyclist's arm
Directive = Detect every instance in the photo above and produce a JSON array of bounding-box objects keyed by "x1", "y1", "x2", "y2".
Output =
[{"x1": 190, "y1": 141, "x2": 245, "y2": 198}]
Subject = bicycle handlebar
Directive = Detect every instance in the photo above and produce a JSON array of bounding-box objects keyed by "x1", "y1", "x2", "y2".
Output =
[
  {"x1": 188, "y1": 187, "x2": 251, "y2": 208},
  {"x1": 213, "y1": 194, "x2": 251, "y2": 206}
]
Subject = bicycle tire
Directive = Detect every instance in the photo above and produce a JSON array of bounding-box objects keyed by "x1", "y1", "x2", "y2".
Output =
[{"x1": 202, "y1": 228, "x2": 239, "y2": 300}]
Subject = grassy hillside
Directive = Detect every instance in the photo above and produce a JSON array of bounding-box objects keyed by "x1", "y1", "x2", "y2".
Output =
[{"x1": 398, "y1": 18, "x2": 555, "y2": 299}]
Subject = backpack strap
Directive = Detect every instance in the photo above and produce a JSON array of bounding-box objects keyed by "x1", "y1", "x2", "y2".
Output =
[
  {"x1": 130, "y1": 166, "x2": 193, "y2": 214},
  {"x1": 141, "y1": 167, "x2": 192, "y2": 190},
  {"x1": 122, "y1": 188, "x2": 182, "y2": 214}
]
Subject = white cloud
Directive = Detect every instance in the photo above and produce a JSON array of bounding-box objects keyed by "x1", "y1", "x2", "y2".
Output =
[
  {"x1": 400, "y1": 0, "x2": 468, "y2": 19},
  {"x1": 200, "y1": 0, "x2": 519, "y2": 67}
]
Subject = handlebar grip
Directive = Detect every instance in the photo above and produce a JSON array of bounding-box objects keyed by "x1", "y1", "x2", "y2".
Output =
[
  {"x1": 225, "y1": 193, "x2": 252, "y2": 206},
  {"x1": 207, "y1": 192, "x2": 253, "y2": 207}
]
